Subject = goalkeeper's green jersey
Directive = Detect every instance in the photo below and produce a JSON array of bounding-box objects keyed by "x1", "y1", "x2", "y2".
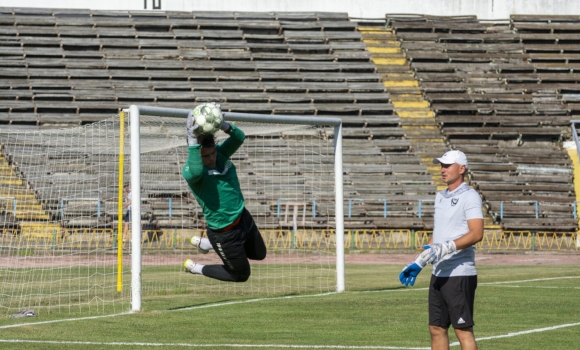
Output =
[{"x1": 182, "y1": 125, "x2": 245, "y2": 230}]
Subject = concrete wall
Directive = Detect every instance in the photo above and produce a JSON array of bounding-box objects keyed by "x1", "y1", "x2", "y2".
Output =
[{"x1": 2, "y1": 0, "x2": 579, "y2": 19}]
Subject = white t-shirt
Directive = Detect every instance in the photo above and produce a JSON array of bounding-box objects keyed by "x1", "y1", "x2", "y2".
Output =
[
  {"x1": 126, "y1": 190, "x2": 132, "y2": 211},
  {"x1": 432, "y1": 182, "x2": 483, "y2": 277}
]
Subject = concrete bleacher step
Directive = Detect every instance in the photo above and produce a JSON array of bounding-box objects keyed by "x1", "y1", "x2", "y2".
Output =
[
  {"x1": 379, "y1": 73, "x2": 415, "y2": 82},
  {"x1": 20, "y1": 222, "x2": 62, "y2": 238},
  {"x1": 392, "y1": 92, "x2": 427, "y2": 101},
  {"x1": 15, "y1": 213, "x2": 51, "y2": 220},
  {"x1": 403, "y1": 126, "x2": 441, "y2": 137},
  {"x1": 0, "y1": 193, "x2": 36, "y2": 201},
  {"x1": 0, "y1": 165, "x2": 16, "y2": 173},
  {"x1": 0, "y1": 178, "x2": 24, "y2": 186},
  {"x1": 393, "y1": 101, "x2": 430, "y2": 109},
  {"x1": 400, "y1": 119, "x2": 438, "y2": 128},
  {"x1": 367, "y1": 46, "x2": 402, "y2": 58},
  {"x1": 396, "y1": 110, "x2": 436, "y2": 119},
  {"x1": 382, "y1": 80, "x2": 421, "y2": 91}
]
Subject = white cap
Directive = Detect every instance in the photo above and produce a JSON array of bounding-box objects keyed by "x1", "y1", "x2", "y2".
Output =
[{"x1": 433, "y1": 150, "x2": 468, "y2": 168}]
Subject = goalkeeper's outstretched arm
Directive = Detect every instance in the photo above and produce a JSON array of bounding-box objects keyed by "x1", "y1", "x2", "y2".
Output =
[
  {"x1": 217, "y1": 124, "x2": 245, "y2": 159},
  {"x1": 182, "y1": 143, "x2": 204, "y2": 184}
]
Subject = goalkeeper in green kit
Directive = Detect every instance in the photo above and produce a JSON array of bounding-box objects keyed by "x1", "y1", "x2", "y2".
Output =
[{"x1": 182, "y1": 102, "x2": 267, "y2": 282}]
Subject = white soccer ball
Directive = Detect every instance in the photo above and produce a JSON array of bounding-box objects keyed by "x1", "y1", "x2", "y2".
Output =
[{"x1": 192, "y1": 102, "x2": 223, "y2": 135}]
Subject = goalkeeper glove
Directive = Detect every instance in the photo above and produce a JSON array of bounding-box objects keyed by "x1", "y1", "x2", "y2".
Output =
[
  {"x1": 399, "y1": 250, "x2": 429, "y2": 287},
  {"x1": 399, "y1": 241, "x2": 456, "y2": 286},
  {"x1": 399, "y1": 262, "x2": 423, "y2": 287},
  {"x1": 186, "y1": 110, "x2": 200, "y2": 146},
  {"x1": 220, "y1": 121, "x2": 231, "y2": 133},
  {"x1": 417, "y1": 241, "x2": 457, "y2": 266}
]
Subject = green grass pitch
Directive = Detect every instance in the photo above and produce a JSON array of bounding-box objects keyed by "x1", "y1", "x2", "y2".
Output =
[{"x1": 0, "y1": 264, "x2": 578, "y2": 350}]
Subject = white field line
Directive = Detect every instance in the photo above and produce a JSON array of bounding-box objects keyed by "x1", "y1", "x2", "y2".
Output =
[
  {"x1": 0, "y1": 292, "x2": 339, "y2": 331},
  {"x1": 484, "y1": 285, "x2": 580, "y2": 289},
  {"x1": 479, "y1": 276, "x2": 580, "y2": 285},
  {"x1": 450, "y1": 321, "x2": 580, "y2": 347},
  {"x1": 0, "y1": 312, "x2": 133, "y2": 330},
  {"x1": 0, "y1": 339, "x2": 430, "y2": 349},
  {"x1": 169, "y1": 291, "x2": 340, "y2": 312},
  {"x1": 359, "y1": 276, "x2": 580, "y2": 295}
]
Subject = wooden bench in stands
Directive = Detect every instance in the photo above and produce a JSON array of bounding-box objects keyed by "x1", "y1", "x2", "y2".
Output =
[
  {"x1": 371, "y1": 217, "x2": 425, "y2": 229},
  {"x1": 443, "y1": 126, "x2": 566, "y2": 138},
  {"x1": 501, "y1": 218, "x2": 578, "y2": 232}
]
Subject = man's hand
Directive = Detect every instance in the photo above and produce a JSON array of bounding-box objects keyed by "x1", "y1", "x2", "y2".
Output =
[
  {"x1": 417, "y1": 241, "x2": 457, "y2": 265},
  {"x1": 186, "y1": 110, "x2": 200, "y2": 146},
  {"x1": 399, "y1": 262, "x2": 423, "y2": 287}
]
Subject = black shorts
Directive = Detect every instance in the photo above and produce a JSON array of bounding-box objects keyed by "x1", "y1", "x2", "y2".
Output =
[
  {"x1": 429, "y1": 274, "x2": 477, "y2": 329},
  {"x1": 123, "y1": 209, "x2": 131, "y2": 222},
  {"x1": 203, "y1": 208, "x2": 267, "y2": 282}
]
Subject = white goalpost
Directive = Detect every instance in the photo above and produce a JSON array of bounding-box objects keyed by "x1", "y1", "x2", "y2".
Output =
[
  {"x1": 128, "y1": 105, "x2": 345, "y2": 311},
  {"x1": 0, "y1": 105, "x2": 344, "y2": 315}
]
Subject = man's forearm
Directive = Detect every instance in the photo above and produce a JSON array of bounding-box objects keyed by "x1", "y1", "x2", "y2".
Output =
[
  {"x1": 183, "y1": 145, "x2": 204, "y2": 182},
  {"x1": 453, "y1": 219, "x2": 484, "y2": 249}
]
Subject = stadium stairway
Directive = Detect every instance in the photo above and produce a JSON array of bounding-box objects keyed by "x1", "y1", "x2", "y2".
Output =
[
  {"x1": 357, "y1": 21, "x2": 511, "y2": 229},
  {"x1": 566, "y1": 146, "x2": 580, "y2": 222},
  {"x1": 0, "y1": 148, "x2": 59, "y2": 237},
  {"x1": 357, "y1": 25, "x2": 448, "y2": 191}
]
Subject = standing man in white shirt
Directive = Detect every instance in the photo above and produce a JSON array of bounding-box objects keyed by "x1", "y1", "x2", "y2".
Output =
[
  {"x1": 399, "y1": 150, "x2": 484, "y2": 350},
  {"x1": 122, "y1": 183, "x2": 132, "y2": 244}
]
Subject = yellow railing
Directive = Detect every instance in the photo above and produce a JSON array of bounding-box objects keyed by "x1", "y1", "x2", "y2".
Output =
[
  {"x1": 1, "y1": 229, "x2": 578, "y2": 251},
  {"x1": 480, "y1": 230, "x2": 580, "y2": 251}
]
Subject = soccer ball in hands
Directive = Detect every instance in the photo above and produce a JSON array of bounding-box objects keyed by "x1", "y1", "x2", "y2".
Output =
[{"x1": 192, "y1": 102, "x2": 224, "y2": 135}]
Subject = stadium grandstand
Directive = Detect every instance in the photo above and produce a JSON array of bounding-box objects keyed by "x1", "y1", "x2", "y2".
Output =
[{"x1": 0, "y1": 6, "x2": 579, "y2": 251}]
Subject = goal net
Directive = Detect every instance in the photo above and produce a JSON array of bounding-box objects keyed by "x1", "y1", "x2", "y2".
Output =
[{"x1": 0, "y1": 105, "x2": 344, "y2": 315}]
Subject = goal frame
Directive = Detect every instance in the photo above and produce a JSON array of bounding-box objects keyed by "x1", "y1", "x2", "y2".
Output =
[{"x1": 127, "y1": 105, "x2": 345, "y2": 311}]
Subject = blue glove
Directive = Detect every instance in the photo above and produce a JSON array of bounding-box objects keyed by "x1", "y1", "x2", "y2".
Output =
[
  {"x1": 418, "y1": 241, "x2": 457, "y2": 265},
  {"x1": 399, "y1": 262, "x2": 423, "y2": 287}
]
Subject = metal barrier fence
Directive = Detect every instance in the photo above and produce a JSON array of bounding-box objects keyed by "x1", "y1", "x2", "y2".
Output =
[{"x1": 2, "y1": 228, "x2": 578, "y2": 251}]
